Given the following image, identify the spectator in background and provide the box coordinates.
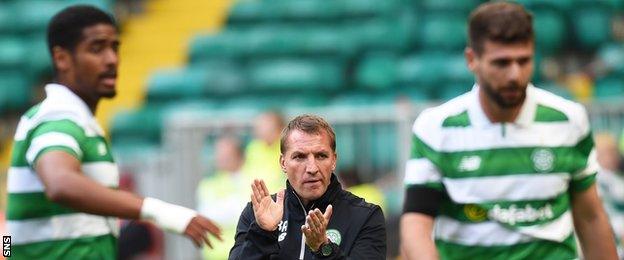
[595,133,624,246]
[339,168,387,213]
[242,111,286,193]
[197,136,249,259]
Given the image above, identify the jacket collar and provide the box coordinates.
[286,173,342,212]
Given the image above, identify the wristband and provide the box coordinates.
[140,197,197,234]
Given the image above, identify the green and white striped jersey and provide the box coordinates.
[404,84,598,259]
[7,84,119,259]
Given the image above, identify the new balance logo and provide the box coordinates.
[458,156,481,172]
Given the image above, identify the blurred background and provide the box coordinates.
[0,0,624,259]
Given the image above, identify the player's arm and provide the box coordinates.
[35,150,221,247]
[400,185,443,260]
[571,183,617,260]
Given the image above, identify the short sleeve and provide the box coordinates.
[569,132,598,192]
[26,119,86,166]
[404,133,444,191]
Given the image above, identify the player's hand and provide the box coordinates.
[183,215,222,248]
[251,179,284,231]
[302,204,333,252]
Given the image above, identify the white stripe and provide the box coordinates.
[574,149,598,180]
[7,162,118,193]
[516,210,574,242]
[404,158,442,185]
[435,211,574,246]
[26,132,82,165]
[443,173,570,203]
[7,167,44,193]
[82,162,119,187]
[416,122,586,153]
[435,216,535,246]
[7,213,117,245]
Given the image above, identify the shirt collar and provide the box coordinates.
[44,83,93,116]
[44,83,105,135]
[468,83,537,128]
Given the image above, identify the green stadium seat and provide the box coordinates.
[419,0,480,12]
[25,37,53,78]
[538,82,573,100]
[398,53,471,88]
[227,0,401,24]
[518,0,575,10]
[147,67,204,102]
[532,8,566,55]
[0,4,13,34]
[0,73,31,111]
[345,12,416,51]
[147,62,246,102]
[356,52,399,90]
[598,44,624,76]
[248,59,344,91]
[594,76,624,99]
[0,38,28,70]
[188,31,246,61]
[572,7,613,50]
[13,1,67,33]
[575,0,623,10]
[111,106,165,144]
[437,83,471,101]
[419,12,467,50]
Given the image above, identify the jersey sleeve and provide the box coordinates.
[569,132,598,192]
[403,114,447,216]
[568,105,598,193]
[25,119,86,167]
[404,132,444,191]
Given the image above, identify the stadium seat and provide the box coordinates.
[437,83,472,101]
[188,31,247,61]
[0,3,13,34]
[572,7,613,50]
[0,38,28,70]
[398,53,471,91]
[248,59,344,91]
[515,0,575,11]
[594,76,624,99]
[532,8,566,55]
[598,43,624,76]
[227,0,400,24]
[346,12,416,52]
[147,67,205,102]
[419,0,480,12]
[356,52,399,90]
[111,106,165,144]
[418,12,467,51]
[12,1,68,33]
[0,73,31,111]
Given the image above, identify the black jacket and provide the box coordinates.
[229,174,386,259]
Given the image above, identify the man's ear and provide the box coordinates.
[52,46,72,72]
[465,47,478,73]
[279,154,286,173]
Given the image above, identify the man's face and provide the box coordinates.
[280,130,337,204]
[467,40,534,108]
[60,23,119,100]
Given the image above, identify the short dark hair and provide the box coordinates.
[280,114,336,154]
[468,1,533,55]
[47,5,117,56]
